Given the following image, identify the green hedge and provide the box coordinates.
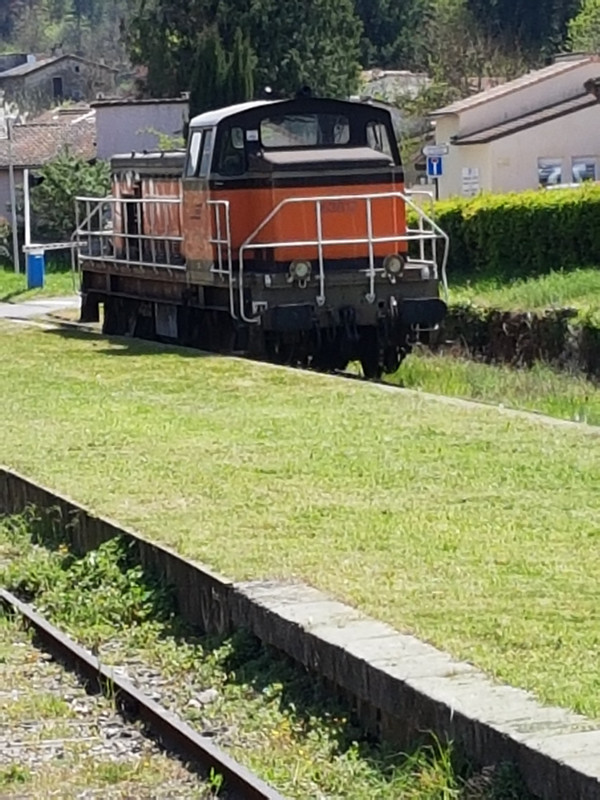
[413,184,600,280]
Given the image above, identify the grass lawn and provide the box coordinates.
[1,322,600,720]
[449,267,600,311]
[388,349,600,426]
[0,266,76,302]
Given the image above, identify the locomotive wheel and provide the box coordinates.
[264,333,295,365]
[358,327,382,380]
[311,336,349,372]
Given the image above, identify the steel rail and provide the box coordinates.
[0,588,285,800]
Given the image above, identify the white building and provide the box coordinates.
[92,97,189,160]
[429,55,600,199]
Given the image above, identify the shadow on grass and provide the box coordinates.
[1,508,534,799]
[41,324,216,359]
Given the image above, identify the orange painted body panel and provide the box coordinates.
[112,178,182,252]
[112,176,407,266]
[181,184,214,262]
[184,182,407,263]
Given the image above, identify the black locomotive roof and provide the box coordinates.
[188,96,393,130]
[111,149,186,176]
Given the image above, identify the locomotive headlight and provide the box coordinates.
[290,259,312,281]
[383,254,404,277]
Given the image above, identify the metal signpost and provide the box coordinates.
[423,143,450,158]
[423,144,449,201]
[0,93,20,273]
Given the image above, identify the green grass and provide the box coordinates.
[0,266,76,302]
[1,322,600,722]
[387,349,600,425]
[449,267,600,311]
[0,519,490,800]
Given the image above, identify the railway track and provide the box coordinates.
[0,588,284,800]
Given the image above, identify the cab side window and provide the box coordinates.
[366,121,393,160]
[198,129,213,177]
[185,128,215,178]
[217,126,246,176]
[185,130,203,177]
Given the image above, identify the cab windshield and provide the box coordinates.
[260,113,350,148]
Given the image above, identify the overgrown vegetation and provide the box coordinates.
[388,348,600,425]
[0,513,534,799]
[450,268,600,311]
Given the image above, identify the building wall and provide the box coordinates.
[488,104,600,193]
[94,102,189,161]
[0,58,116,109]
[435,103,600,198]
[449,60,600,137]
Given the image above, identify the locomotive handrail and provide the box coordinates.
[73,194,185,274]
[238,191,449,323]
[208,199,235,319]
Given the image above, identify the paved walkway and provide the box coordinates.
[0,296,80,320]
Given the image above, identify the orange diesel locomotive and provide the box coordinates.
[76,95,448,377]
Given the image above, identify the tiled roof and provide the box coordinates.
[0,53,117,78]
[431,56,597,116]
[453,93,597,145]
[0,114,96,168]
[32,105,92,124]
[92,96,188,107]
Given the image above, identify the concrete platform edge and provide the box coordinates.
[1,467,598,800]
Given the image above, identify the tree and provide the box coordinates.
[466,0,581,58]
[223,27,255,106]
[188,25,255,116]
[568,0,600,53]
[354,0,430,69]
[126,0,361,101]
[30,152,110,241]
[246,0,361,97]
[189,25,229,117]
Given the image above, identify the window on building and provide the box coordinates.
[572,157,596,183]
[538,157,562,187]
[260,114,350,148]
[52,77,63,98]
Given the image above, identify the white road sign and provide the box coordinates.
[423,143,450,157]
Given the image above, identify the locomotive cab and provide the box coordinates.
[76,96,448,377]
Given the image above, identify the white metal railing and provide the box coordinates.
[237,190,449,323]
[73,194,185,274]
[73,189,449,326]
[73,196,235,316]
[208,200,235,318]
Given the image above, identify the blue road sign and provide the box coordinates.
[427,156,443,178]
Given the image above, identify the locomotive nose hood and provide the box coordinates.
[253,147,394,172]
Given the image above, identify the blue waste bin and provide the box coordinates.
[26,248,45,289]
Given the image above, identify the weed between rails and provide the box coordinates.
[0,511,533,800]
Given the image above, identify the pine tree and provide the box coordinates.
[127,0,361,100]
[189,26,229,117]
[224,27,255,106]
